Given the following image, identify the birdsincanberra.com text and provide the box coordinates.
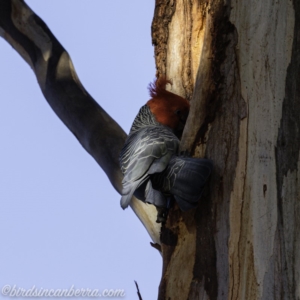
[1,285,125,298]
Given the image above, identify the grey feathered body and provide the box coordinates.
[119,105,212,211]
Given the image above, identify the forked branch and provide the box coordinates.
[0,0,160,244]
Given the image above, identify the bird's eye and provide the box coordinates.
[175,109,181,115]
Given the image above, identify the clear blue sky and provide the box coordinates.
[0,1,161,299]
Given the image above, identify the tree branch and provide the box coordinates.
[134,281,143,300]
[0,0,160,244]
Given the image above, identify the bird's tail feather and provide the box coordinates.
[155,157,213,211]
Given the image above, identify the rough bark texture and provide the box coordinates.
[0,0,161,244]
[152,0,298,299]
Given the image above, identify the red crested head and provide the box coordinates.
[146,77,190,134]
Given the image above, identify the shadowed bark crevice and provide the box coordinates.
[158,207,180,300]
[276,0,300,297]
[191,2,245,298]
[192,191,217,299]
[276,0,300,183]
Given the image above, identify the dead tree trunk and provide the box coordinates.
[153,0,299,299]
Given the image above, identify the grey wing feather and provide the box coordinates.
[120,174,148,209]
[119,126,179,208]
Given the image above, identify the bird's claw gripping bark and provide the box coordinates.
[156,207,168,223]
[156,197,174,223]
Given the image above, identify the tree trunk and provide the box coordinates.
[152,0,299,299]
